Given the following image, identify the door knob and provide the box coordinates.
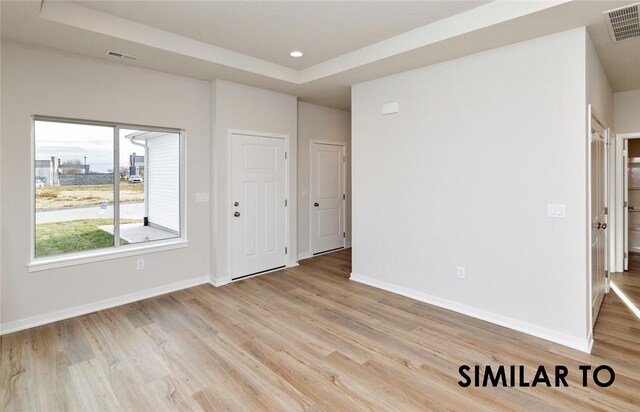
[314,202,319,207]
[596,222,602,229]
[234,211,240,217]
[602,223,607,230]
[630,205,635,210]
[234,201,239,207]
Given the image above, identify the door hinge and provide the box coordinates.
[285,247,288,254]
[343,194,345,200]
[343,232,346,238]
[605,207,608,215]
[285,152,288,159]
[285,199,287,207]
[343,156,346,162]
[625,252,628,258]
[625,201,628,208]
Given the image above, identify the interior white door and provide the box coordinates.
[311,143,345,254]
[231,133,286,279]
[624,139,629,270]
[591,119,608,326]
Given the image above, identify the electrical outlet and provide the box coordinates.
[136,259,145,270]
[457,266,466,279]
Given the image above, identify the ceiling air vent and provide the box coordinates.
[105,50,139,61]
[604,3,640,43]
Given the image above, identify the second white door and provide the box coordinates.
[311,142,345,255]
[231,133,287,279]
[590,117,608,326]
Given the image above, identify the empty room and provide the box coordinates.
[1,1,639,410]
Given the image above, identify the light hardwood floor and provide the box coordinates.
[1,248,639,411]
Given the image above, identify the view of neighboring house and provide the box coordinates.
[126,131,180,234]
[129,153,144,177]
[34,159,52,184]
[35,156,94,185]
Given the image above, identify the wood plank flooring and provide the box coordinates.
[1,248,639,411]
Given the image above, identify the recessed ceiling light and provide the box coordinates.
[290,51,303,58]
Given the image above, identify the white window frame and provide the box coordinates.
[28,115,187,272]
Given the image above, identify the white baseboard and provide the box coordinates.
[350,273,591,354]
[210,276,231,287]
[587,331,594,353]
[297,251,313,261]
[0,276,209,336]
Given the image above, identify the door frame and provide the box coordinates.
[614,131,640,272]
[227,129,291,281]
[587,106,610,333]
[309,140,347,255]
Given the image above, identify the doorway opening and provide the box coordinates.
[593,131,640,353]
[622,135,640,271]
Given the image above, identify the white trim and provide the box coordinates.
[587,332,595,353]
[210,276,231,287]
[297,251,313,261]
[309,140,347,255]
[586,106,594,332]
[28,240,189,272]
[30,117,36,261]
[114,125,121,245]
[350,272,592,353]
[0,275,208,335]
[227,129,291,279]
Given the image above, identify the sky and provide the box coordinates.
[35,121,149,173]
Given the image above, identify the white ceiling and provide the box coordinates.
[2,1,640,110]
[74,0,490,70]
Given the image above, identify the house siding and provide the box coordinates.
[147,134,180,233]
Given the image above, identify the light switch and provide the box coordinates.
[547,203,566,218]
[196,192,209,202]
[381,102,399,115]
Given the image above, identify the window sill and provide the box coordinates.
[27,240,189,273]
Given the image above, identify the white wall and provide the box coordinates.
[351,28,591,350]
[0,40,211,330]
[297,102,351,259]
[211,80,297,283]
[614,90,640,134]
[586,35,613,127]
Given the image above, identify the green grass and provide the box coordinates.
[35,218,139,257]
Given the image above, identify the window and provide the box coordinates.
[33,117,183,260]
